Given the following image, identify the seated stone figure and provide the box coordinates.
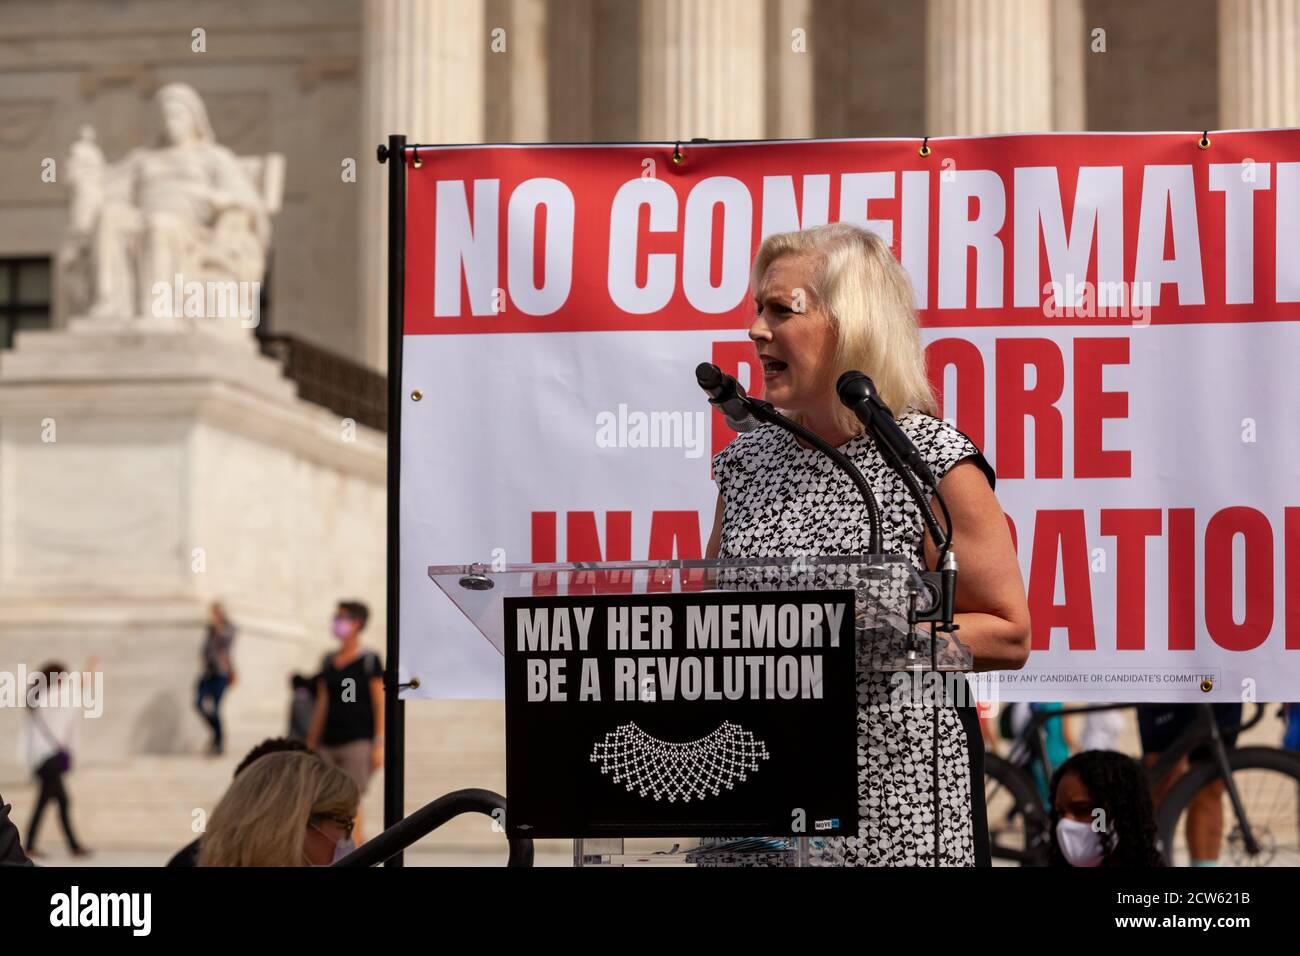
[58,82,283,331]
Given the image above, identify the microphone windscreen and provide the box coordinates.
[695,363,723,389]
[724,413,760,434]
[836,370,875,406]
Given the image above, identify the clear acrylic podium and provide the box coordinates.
[428,555,973,866]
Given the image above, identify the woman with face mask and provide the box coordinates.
[198,751,359,866]
[1048,750,1165,867]
[306,600,383,842]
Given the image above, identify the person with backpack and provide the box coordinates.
[287,673,317,742]
[306,601,383,840]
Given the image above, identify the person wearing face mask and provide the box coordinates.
[198,751,359,866]
[306,600,383,841]
[1048,750,1165,867]
[167,736,311,866]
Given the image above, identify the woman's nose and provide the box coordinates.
[748,314,771,342]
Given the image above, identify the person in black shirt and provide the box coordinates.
[307,600,383,840]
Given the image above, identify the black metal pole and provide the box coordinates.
[380,133,407,866]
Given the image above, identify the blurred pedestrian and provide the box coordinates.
[1080,706,1126,752]
[1006,701,1073,803]
[307,601,383,841]
[24,662,89,859]
[287,674,316,742]
[1283,703,1300,752]
[1138,703,1242,866]
[196,601,237,756]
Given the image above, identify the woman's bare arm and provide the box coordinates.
[922,460,1031,672]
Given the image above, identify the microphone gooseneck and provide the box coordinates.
[836,371,937,487]
[696,363,882,555]
[835,370,961,876]
[836,370,951,562]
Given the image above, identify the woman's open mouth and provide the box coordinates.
[760,356,788,380]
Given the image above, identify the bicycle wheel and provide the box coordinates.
[1157,746,1300,866]
[984,753,1051,866]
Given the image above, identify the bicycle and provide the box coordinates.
[983,702,1300,866]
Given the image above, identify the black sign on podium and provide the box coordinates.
[504,588,856,839]
[428,556,971,844]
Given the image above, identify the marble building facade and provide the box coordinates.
[0,0,1295,855]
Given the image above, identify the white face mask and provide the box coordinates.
[309,824,356,866]
[1056,817,1114,867]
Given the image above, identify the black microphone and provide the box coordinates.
[695,363,760,433]
[836,371,937,488]
[695,362,884,553]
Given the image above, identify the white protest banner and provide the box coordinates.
[399,131,1300,702]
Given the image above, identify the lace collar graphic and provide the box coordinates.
[590,721,770,802]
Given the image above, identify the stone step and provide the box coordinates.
[9,735,514,853]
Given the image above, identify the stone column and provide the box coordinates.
[359,0,486,371]
[547,0,596,140]
[1220,0,1300,128]
[485,0,550,142]
[639,0,766,140]
[1052,0,1087,131]
[765,0,815,138]
[926,0,1057,135]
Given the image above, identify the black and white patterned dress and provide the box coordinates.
[709,410,994,867]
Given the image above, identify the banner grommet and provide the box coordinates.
[1198,131,1211,150]
[918,136,931,158]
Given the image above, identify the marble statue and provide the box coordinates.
[58,83,283,329]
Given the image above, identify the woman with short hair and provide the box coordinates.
[706,222,1031,866]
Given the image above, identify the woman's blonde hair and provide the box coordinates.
[752,221,936,435]
[198,751,359,867]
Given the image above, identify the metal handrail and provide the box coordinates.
[332,788,533,867]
